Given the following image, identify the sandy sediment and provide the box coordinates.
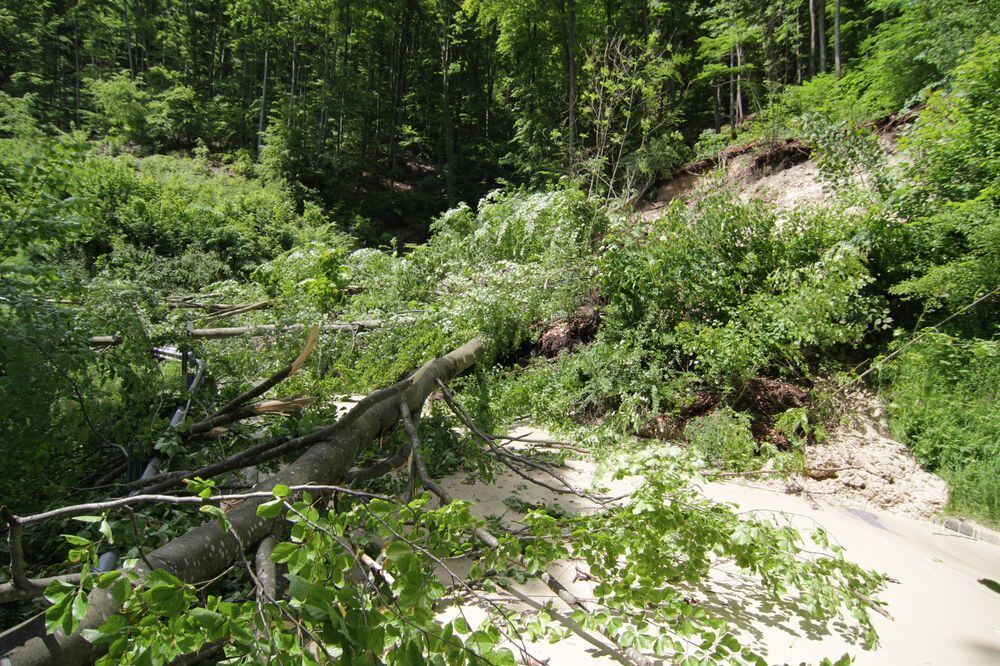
[427,425,999,665]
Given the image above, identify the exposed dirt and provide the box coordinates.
[638,391,720,439]
[537,303,602,357]
[734,377,810,447]
[772,387,948,519]
[737,157,829,210]
[729,139,812,182]
[637,138,827,219]
[639,377,810,447]
[633,377,946,519]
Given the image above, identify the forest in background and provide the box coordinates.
[1,0,998,663]
[6,0,994,239]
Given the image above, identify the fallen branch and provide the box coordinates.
[254,535,279,604]
[495,432,589,454]
[87,321,381,348]
[188,322,380,339]
[8,486,387,529]
[397,404,647,666]
[88,335,121,348]
[204,325,319,419]
[201,300,271,321]
[709,466,861,480]
[3,338,483,665]
[183,398,316,438]
[434,380,618,505]
[125,375,415,496]
[345,443,412,485]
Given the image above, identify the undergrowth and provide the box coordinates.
[879,335,999,526]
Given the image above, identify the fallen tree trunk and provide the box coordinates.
[2,338,483,666]
[203,325,318,419]
[87,321,381,348]
[200,300,271,321]
[187,322,381,339]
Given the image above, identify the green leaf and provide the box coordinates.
[71,589,89,620]
[81,615,125,645]
[384,540,410,563]
[189,607,227,632]
[43,578,77,605]
[99,519,113,544]
[145,583,187,616]
[200,504,231,531]
[62,534,91,547]
[256,498,282,519]
[44,592,74,635]
[270,542,298,563]
[271,484,291,499]
[110,576,132,606]
[72,515,102,524]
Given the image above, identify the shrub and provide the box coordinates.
[86,69,207,150]
[684,407,757,471]
[880,334,999,525]
[571,192,880,429]
[887,35,1000,331]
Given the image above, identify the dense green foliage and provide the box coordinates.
[0,0,998,663]
[7,0,984,238]
[880,335,999,525]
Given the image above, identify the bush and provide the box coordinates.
[567,193,881,428]
[837,0,997,117]
[86,69,207,150]
[65,151,322,286]
[321,188,607,390]
[886,35,1000,330]
[684,407,758,471]
[880,334,1000,525]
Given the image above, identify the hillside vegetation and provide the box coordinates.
[0,0,997,664]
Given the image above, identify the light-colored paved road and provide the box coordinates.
[703,481,1000,665]
[436,429,1000,665]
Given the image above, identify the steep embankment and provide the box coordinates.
[636,139,818,219]
[637,119,909,220]
[633,131,955,518]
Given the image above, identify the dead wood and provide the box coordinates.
[2,338,483,666]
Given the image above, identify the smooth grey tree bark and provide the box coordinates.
[3,339,484,666]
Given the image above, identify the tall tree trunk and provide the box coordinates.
[73,12,81,126]
[817,0,827,73]
[834,0,842,78]
[729,47,736,138]
[318,46,331,155]
[209,25,218,97]
[713,81,722,133]
[288,35,298,128]
[389,2,413,176]
[337,0,352,153]
[440,32,456,206]
[256,44,269,158]
[735,41,744,128]
[795,1,803,84]
[485,26,497,138]
[123,0,136,78]
[565,0,577,168]
[808,0,817,77]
